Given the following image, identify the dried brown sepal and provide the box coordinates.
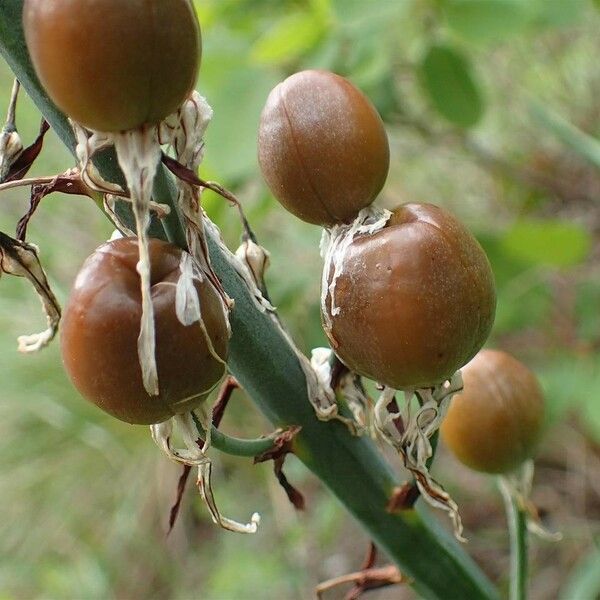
[344,567,405,600]
[316,544,406,599]
[328,352,349,391]
[272,455,305,511]
[253,425,302,464]
[212,375,238,428]
[361,542,377,571]
[168,464,192,534]
[161,153,259,247]
[16,168,93,241]
[3,119,50,184]
[316,541,406,600]
[387,395,405,436]
[386,482,421,512]
[188,376,239,449]
[254,425,305,510]
[0,231,60,352]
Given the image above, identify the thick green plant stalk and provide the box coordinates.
[0,4,498,598]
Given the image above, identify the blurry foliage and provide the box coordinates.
[560,541,600,600]
[0,0,599,597]
[530,100,600,169]
[418,43,484,127]
[502,219,592,268]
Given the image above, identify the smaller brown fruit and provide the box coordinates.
[441,349,545,474]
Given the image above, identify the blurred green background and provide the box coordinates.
[0,0,599,598]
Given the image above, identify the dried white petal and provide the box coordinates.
[321,205,391,336]
[0,128,22,181]
[113,127,162,397]
[72,123,122,195]
[151,412,260,534]
[374,373,466,541]
[159,91,213,165]
[103,194,136,237]
[175,251,203,326]
[0,79,23,181]
[205,219,273,314]
[310,347,372,431]
[198,461,261,534]
[0,233,61,353]
[175,253,227,368]
[235,238,271,290]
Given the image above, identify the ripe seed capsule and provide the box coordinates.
[323,203,496,389]
[23,0,201,132]
[61,238,228,425]
[441,349,545,474]
[258,70,390,227]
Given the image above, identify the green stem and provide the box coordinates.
[152,165,188,250]
[0,7,499,598]
[500,478,528,600]
[190,412,277,458]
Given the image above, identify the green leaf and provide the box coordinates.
[419,44,484,128]
[530,101,600,170]
[442,0,529,43]
[502,219,592,268]
[250,12,324,65]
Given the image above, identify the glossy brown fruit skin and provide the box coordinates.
[441,350,545,474]
[61,238,228,425]
[24,0,200,132]
[258,70,390,227]
[324,203,496,389]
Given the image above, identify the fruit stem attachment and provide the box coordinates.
[190,412,280,458]
[499,476,529,600]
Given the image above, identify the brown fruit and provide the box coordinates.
[441,349,545,474]
[61,238,228,425]
[258,70,390,227]
[23,0,200,132]
[323,203,496,389]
